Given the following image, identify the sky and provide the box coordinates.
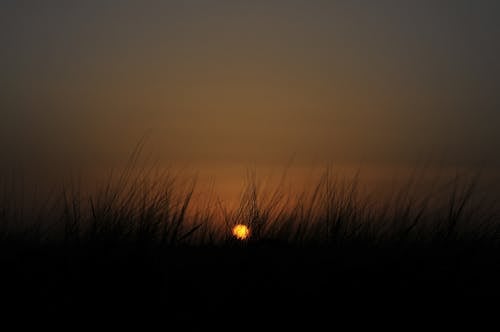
[1,1,500,200]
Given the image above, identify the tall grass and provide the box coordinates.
[0,151,499,250]
[2,153,500,320]
[213,166,499,249]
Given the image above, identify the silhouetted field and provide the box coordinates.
[1,151,499,325]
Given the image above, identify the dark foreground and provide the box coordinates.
[1,240,499,327]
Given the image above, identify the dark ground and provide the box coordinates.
[1,240,499,327]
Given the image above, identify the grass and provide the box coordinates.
[0,149,499,324]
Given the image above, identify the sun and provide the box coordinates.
[232,224,250,240]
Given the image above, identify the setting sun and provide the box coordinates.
[232,224,250,240]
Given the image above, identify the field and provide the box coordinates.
[1,151,499,325]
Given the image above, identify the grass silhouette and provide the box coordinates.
[0,147,499,324]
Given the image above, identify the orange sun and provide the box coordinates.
[232,224,250,240]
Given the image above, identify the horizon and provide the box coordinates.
[2,2,500,321]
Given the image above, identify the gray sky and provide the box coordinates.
[2,1,500,187]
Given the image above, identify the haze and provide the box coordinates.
[2,1,500,201]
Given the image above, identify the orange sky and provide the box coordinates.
[1,1,500,202]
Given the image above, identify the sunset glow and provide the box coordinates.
[2,1,500,323]
[232,224,250,240]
